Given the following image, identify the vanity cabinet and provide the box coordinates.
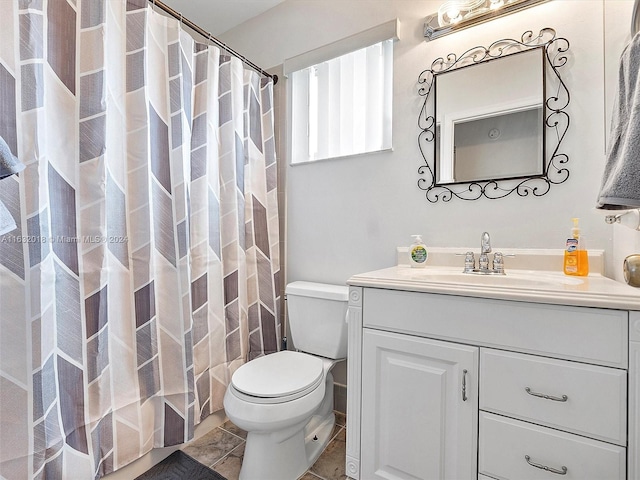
[345,285,633,480]
[360,329,478,480]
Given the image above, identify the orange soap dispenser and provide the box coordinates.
[563,218,589,276]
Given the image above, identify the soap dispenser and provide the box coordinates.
[563,218,589,276]
[409,235,428,268]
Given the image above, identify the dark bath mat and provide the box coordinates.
[135,450,227,480]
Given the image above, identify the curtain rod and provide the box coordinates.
[149,0,278,85]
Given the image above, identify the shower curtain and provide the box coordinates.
[0,0,280,478]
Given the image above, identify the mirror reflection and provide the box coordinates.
[435,47,545,185]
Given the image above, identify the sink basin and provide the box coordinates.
[398,268,584,288]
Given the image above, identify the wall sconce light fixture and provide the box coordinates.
[425,0,550,41]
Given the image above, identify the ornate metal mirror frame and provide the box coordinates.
[417,28,570,202]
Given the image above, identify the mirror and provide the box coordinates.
[418,28,570,202]
[435,48,544,184]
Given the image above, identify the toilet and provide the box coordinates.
[223,281,349,480]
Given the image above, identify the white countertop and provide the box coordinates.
[348,265,640,311]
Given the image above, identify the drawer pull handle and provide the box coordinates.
[525,455,568,475]
[462,369,468,401]
[525,387,568,402]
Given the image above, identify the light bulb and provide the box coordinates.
[437,0,484,27]
[447,7,462,22]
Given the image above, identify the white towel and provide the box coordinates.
[597,32,640,209]
[0,135,24,180]
[0,199,17,235]
[0,135,22,235]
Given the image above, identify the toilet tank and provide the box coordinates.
[285,281,349,359]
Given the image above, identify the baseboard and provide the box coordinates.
[334,382,347,415]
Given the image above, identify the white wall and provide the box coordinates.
[222,0,626,284]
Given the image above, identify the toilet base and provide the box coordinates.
[238,374,336,480]
[303,410,336,469]
[239,410,335,480]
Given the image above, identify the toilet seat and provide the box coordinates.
[230,351,324,404]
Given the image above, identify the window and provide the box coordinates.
[286,20,398,164]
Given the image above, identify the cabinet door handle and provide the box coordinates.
[525,455,568,475]
[525,387,568,402]
[461,369,468,401]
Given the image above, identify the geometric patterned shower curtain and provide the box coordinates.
[0,1,280,478]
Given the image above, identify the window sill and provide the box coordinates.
[290,147,393,166]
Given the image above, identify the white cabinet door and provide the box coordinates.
[361,329,479,480]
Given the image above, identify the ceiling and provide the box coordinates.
[160,0,285,37]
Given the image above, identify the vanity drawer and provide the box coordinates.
[479,412,626,480]
[480,349,627,445]
[362,288,628,368]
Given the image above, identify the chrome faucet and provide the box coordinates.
[461,232,510,275]
[480,232,492,254]
[478,232,492,272]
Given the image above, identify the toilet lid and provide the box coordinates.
[231,351,324,399]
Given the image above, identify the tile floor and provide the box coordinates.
[182,412,348,480]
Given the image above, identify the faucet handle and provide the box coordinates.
[492,252,515,274]
[456,251,475,273]
[492,252,505,274]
